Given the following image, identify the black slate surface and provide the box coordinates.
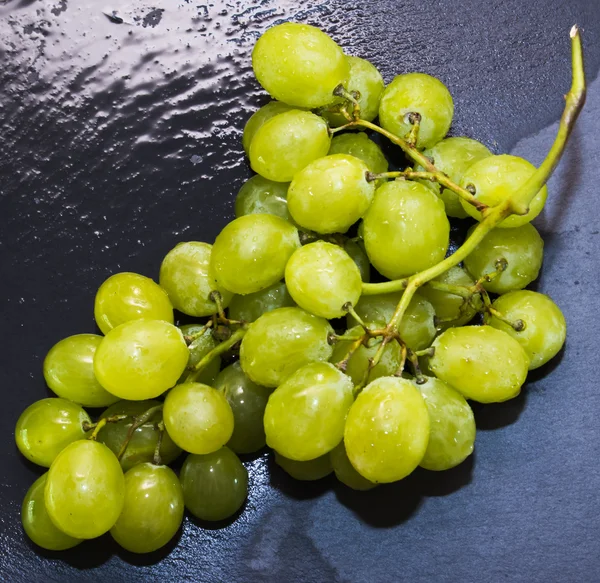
[1,1,599,582]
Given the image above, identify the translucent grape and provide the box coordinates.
[329,442,376,490]
[234,175,292,222]
[94,320,189,400]
[210,214,300,295]
[328,133,388,182]
[159,242,233,317]
[228,281,295,324]
[252,22,349,108]
[94,272,173,334]
[275,452,333,481]
[344,239,371,283]
[429,325,530,403]
[242,101,296,154]
[264,362,353,461]
[178,323,221,385]
[239,307,334,387]
[180,447,248,521]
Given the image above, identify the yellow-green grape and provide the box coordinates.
[429,325,530,403]
[21,474,82,551]
[242,101,296,154]
[275,452,333,481]
[94,272,173,334]
[163,383,234,455]
[180,447,248,521]
[363,180,450,279]
[239,307,334,387]
[329,132,388,175]
[324,55,385,127]
[379,73,454,149]
[460,154,548,227]
[211,214,300,295]
[15,398,90,467]
[484,290,566,370]
[463,223,544,294]
[159,242,233,317]
[249,110,331,182]
[285,241,362,319]
[45,440,125,539]
[252,22,349,108]
[344,376,430,483]
[418,137,492,218]
[329,442,376,490]
[43,334,119,407]
[234,175,292,222]
[110,464,184,554]
[94,320,189,400]
[228,281,296,324]
[214,362,272,454]
[264,362,353,461]
[178,323,221,385]
[414,377,476,471]
[287,154,375,234]
[344,239,371,283]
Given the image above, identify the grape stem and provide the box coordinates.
[366,170,438,184]
[405,112,421,147]
[118,405,163,461]
[84,414,128,439]
[192,327,246,373]
[184,321,213,345]
[406,349,426,384]
[153,421,165,465]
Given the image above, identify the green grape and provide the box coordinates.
[234,175,292,222]
[252,22,349,109]
[363,180,450,279]
[329,442,376,490]
[275,452,333,481]
[180,447,248,521]
[344,239,371,283]
[178,323,221,385]
[287,154,375,234]
[413,376,476,471]
[418,137,492,218]
[484,290,566,370]
[324,56,385,127]
[459,155,548,227]
[429,325,530,403]
[94,320,189,400]
[264,362,353,461]
[21,473,82,551]
[239,307,334,387]
[110,463,184,554]
[43,334,119,407]
[211,214,300,295]
[214,362,271,454]
[94,272,173,334]
[285,241,362,319]
[163,383,234,455]
[15,398,90,467]
[97,400,181,472]
[242,101,296,154]
[45,440,125,539]
[249,110,331,182]
[328,133,388,185]
[228,281,296,324]
[379,73,454,149]
[463,223,544,294]
[344,376,429,483]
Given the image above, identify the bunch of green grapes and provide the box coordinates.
[16,20,579,555]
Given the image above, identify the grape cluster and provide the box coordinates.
[15,21,584,555]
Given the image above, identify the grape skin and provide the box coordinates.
[328,132,388,183]
[242,101,296,154]
[329,442,376,490]
[275,452,333,481]
[228,282,296,323]
[234,175,292,222]
[178,323,221,385]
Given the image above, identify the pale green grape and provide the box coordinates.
[210,214,300,295]
[234,175,292,222]
[178,323,221,385]
[228,282,296,323]
[242,101,296,153]
[414,376,476,471]
[328,133,388,183]
[344,376,429,483]
[379,73,453,149]
[94,272,173,334]
[344,239,371,283]
[249,110,331,182]
[94,320,189,400]
[43,334,119,407]
[110,463,184,554]
[329,442,376,490]
[159,242,233,317]
[460,155,548,227]
[252,22,349,108]
[429,325,530,403]
[45,440,125,539]
[239,307,334,387]
[264,362,353,461]
[463,223,544,294]
[214,362,271,454]
[287,154,375,234]
[285,241,362,319]
[163,382,234,455]
[363,180,449,278]
[484,290,566,370]
[180,447,248,521]
[22,473,82,551]
[275,452,333,481]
